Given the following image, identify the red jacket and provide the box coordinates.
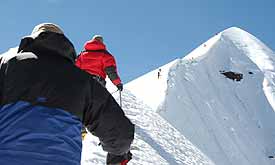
[75,40,122,86]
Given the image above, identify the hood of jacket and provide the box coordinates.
[18,31,77,63]
[84,40,106,51]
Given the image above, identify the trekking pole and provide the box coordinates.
[111,89,119,95]
[119,90,122,108]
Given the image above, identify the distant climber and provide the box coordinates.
[158,68,162,79]
[76,35,123,91]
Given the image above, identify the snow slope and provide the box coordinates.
[82,90,214,165]
[125,59,178,110]
[126,27,275,165]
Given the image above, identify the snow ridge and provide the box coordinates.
[164,27,275,165]
[124,27,275,165]
[82,90,215,164]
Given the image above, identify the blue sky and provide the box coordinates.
[1,0,275,83]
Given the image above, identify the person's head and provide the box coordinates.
[18,23,76,63]
[92,35,104,43]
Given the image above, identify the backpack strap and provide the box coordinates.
[82,49,111,55]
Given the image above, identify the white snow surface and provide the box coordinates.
[123,27,275,165]
[125,59,179,110]
[82,90,214,165]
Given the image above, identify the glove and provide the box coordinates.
[107,151,132,165]
[116,83,123,91]
[81,126,87,140]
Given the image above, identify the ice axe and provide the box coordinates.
[119,90,122,108]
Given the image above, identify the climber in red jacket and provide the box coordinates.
[76,35,123,91]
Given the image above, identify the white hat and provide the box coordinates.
[31,23,64,36]
[92,35,103,42]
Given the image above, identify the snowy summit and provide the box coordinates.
[123,27,275,165]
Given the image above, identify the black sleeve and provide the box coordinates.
[84,79,134,155]
[104,66,120,82]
